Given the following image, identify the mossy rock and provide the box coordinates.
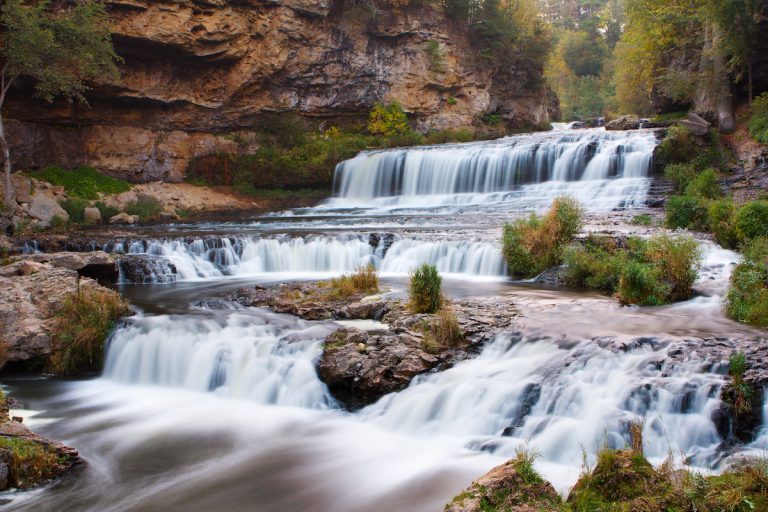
[446,457,562,512]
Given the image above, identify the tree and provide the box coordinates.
[0,0,120,205]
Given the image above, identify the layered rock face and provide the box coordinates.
[5,0,557,183]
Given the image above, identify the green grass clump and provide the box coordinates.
[409,263,442,314]
[28,166,131,200]
[58,197,89,224]
[323,264,379,299]
[125,194,163,221]
[629,213,653,226]
[725,237,768,327]
[565,234,700,306]
[502,196,583,279]
[665,195,709,231]
[0,436,65,488]
[735,200,768,242]
[420,306,463,353]
[50,287,131,376]
[748,92,768,144]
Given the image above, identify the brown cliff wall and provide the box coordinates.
[4,0,557,183]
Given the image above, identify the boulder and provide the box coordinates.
[27,191,68,227]
[605,115,641,131]
[679,112,711,136]
[109,212,139,224]
[446,457,562,512]
[23,251,118,284]
[83,207,102,225]
[118,254,177,283]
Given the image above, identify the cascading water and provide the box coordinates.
[326,127,658,211]
[113,235,507,283]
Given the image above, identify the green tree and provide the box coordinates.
[368,101,410,137]
[0,0,120,205]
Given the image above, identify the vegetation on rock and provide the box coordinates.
[420,306,463,354]
[323,264,379,299]
[748,92,768,144]
[49,286,130,376]
[502,196,582,278]
[368,101,411,137]
[564,234,701,305]
[27,166,131,200]
[125,194,164,222]
[409,263,443,314]
[725,237,768,327]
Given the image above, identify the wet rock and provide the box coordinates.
[605,115,641,131]
[502,383,541,436]
[22,251,119,285]
[446,458,561,512]
[118,254,177,284]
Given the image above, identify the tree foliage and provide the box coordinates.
[368,101,410,137]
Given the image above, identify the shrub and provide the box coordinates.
[726,352,753,417]
[59,197,89,224]
[665,195,709,231]
[565,235,700,306]
[368,101,410,137]
[28,166,131,200]
[325,264,379,299]
[93,201,119,222]
[502,196,583,278]
[708,199,738,248]
[664,163,696,195]
[253,112,306,149]
[425,40,445,72]
[685,168,721,199]
[409,263,442,314]
[616,261,670,306]
[725,237,768,327]
[747,92,768,144]
[644,234,701,301]
[424,128,476,144]
[734,200,768,242]
[482,112,503,126]
[655,124,698,166]
[49,286,131,376]
[446,96,458,106]
[125,194,163,221]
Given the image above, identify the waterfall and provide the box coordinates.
[103,311,338,409]
[113,235,506,283]
[362,335,725,468]
[326,128,657,210]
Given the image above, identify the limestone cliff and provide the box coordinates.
[4,0,557,183]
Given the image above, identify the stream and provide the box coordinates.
[3,126,767,512]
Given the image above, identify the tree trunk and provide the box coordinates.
[712,27,735,134]
[0,113,12,206]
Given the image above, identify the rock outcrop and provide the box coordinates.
[0,254,119,366]
[5,0,556,183]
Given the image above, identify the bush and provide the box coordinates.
[368,101,410,137]
[565,235,700,306]
[502,196,583,278]
[125,194,163,221]
[734,200,768,242]
[665,195,709,231]
[324,264,379,299]
[409,263,442,314]
[59,197,89,224]
[49,286,130,376]
[664,163,696,195]
[253,112,307,149]
[708,199,738,248]
[94,201,119,222]
[747,92,768,144]
[725,237,768,327]
[685,168,721,199]
[629,213,653,226]
[28,166,131,200]
[655,125,698,166]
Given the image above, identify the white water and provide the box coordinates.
[326,128,657,211]
[115,235,506,283]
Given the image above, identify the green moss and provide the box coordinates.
[28,166,131,200]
